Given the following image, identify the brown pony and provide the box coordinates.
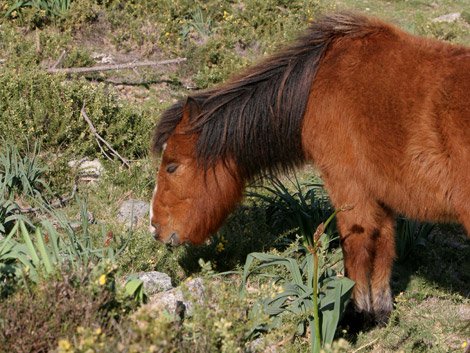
[150,12,470,324]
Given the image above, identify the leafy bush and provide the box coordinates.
[242,217,353,352]
[4,0,72,28]
[0,68,154,159]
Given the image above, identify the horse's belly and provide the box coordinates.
[375,174,457,222]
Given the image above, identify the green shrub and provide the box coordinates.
[241,216,353,353]
[0,68,154,159]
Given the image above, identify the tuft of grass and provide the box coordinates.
[0,141,48,199]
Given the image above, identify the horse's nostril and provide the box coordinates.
[150,221,160,238]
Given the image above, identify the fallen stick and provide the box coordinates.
[20,184,78,214]
[47,58,187,74]
[80,104,130,168]
[51,50,66,70]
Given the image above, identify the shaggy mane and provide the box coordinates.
[152,12,393,179]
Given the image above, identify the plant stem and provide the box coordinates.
[308,205,353,353]
[311,248,321,353]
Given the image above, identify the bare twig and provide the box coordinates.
[47,58,187,74]
[351,338,379,353]
[51,50,66,70]
[80,104,130,168]
[20,184,78,214]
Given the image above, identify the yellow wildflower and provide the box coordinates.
[98,274,106,286]
[462,341,468,349]
[216,242,225,253]
[58,339,72,351]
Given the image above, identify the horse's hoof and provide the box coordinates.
[340,305,376,333]
[374,310,391,327]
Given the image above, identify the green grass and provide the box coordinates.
[0,0,469,352]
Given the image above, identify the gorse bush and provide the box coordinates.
[0,68,154,158]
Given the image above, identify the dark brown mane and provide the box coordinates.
[152,12,393,179]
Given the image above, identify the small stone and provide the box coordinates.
[69,221,82,231]
[432,13,461,23]
[134,271,173,295]
[146,278,205,316]
[117,199,149,226]
[68,158,104,181]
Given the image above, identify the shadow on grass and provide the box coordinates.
[177,179,334,275]
[176,202,284,275]
[392,224,470,299]
[339,224,469,344]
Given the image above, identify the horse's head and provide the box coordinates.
[150,99,244,245]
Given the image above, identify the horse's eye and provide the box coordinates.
[166,163,178,174]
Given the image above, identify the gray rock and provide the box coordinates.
[247,338,279,353]
[69,212,95,231]
[68,158,104,181]
[147,278,205,316]
[432,12,461,23]
[135,271,173,295]
[117,199,149,226]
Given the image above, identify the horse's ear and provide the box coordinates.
[179,96,201,130]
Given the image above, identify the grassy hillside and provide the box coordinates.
[0,0,469,352]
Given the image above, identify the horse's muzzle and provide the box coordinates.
[151,226,180,247]
[164,232,180,246]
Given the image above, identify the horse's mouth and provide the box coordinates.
[158,231,181,247]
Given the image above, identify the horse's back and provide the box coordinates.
[302,25,470,224]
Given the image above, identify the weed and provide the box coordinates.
[395,218,434,262]
[242,177,353,352]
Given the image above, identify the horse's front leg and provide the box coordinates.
[335,199,395,324]
[370,206,396,325]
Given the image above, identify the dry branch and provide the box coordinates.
[51,50,66,70]
[80,104,130,168]
[47,58,187,74]
[20,184,78,214]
